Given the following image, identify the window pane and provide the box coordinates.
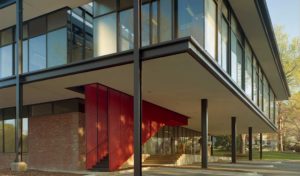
[178,0,204,46]
[1,28,13,46]
[85,14,94,59]
[263,77,269,117]
[253,58,258,105]
[270,91,275,123]
[231,33,242,87]
[4,119,15,153]
[205,0,217,59]
[23,40,29,73]
[245,42,252,98]
[94,0,116,16]
[0,45,13,78]
[151,1,158,44]
[160,0,172,42]
[29,35,46,71]
[29,17,47,37]
[219,17,228,71]
[47,9,68,31]
[259,68,264,110]
[70,9,84,62]
[47,28,68,67]
[94,13,117,56]
[22,118,28,153]
[142,3,150,47]
[119,9,134,51]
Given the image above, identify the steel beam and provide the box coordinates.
[201,99,208,169]
[133,0,142,175]
[260,133,263,160]
[231,117,237,163]
[248,127,253,161]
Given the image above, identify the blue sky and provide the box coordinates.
[267,0,300,39]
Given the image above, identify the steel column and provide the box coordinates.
[248,127,253,161]
[231,117,237,163]
[210,136,213,156]
[15,0,23,163]
[260,133,263,160]
[201,99,208,169]
[133,0,142,175]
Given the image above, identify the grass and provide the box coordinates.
[213,149,300,160]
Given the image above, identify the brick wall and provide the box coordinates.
[27,112,85,171]
[0,112,85,170]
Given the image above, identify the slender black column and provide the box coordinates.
[248,127,253,161]
[15,0,23,163]
[133,0,142,175]
[210,136,213,156]
[260,133,263,160]
[201,99,208,169]
[231,117,237,163]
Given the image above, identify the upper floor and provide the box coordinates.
[0,0,290,127]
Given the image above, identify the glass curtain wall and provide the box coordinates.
[0,28,14,79]
[245,42,252,98]
[218,2,229,72]
[143,126,201,155]
[205,0,217,59]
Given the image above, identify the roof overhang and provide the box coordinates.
[229,0,290,100]
[0,0,90,30]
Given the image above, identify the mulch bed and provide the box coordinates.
[0,169,83,176]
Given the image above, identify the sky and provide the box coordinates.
[267,0,300,39]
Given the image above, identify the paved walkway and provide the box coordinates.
[18,160,300,176]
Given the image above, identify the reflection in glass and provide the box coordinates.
[253,58,259,105]
[22,118,28,153]
[245,43,252,98]
[151,1,158,44]
[205,0,217,59]
[231,33,242,87]
[263,77,269,117]
[119,9,134,51]
[23,40,29,73]
[160,0,172,42]
[94,0,116,16]
[47,28,68,67]
[0,45,13,78]
[142,4,150,47]
[29,35,46,71]
[219,17,228,71]
[4,119,15,152]
[94,13,117,56]
[178,0,204,46]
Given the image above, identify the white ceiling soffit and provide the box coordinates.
[229,0,289,100]
[0,0,91,30]
[0,53,275,134]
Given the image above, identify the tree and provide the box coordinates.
[274,26,300,151]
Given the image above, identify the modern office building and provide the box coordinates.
[0,0,289,173]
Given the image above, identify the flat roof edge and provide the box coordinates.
[255,0,291,99]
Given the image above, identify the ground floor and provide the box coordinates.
[1,160,300,176]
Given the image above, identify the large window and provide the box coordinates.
[0,45,13,78]
[29,35,46,71]
[245,42,252,98]
[47,28,68,67]
[3,108,15,153]
[22,118,28,153]
[142,4,150,47]
[219,14,229,72]
[205,0,217,59]
[231,34,243,87]
[178,0,204,46]
[119,9,134,51]
[263,76,270,117]
[94,13,117,56]
[151,1,158,44]
[270,91,275,123]
[259,68,264,110]
[0,114,3,152]
[160,0,172,42]
[253,58,259,105]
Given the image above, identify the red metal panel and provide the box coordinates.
[85,84,188,171]
[85,84,98,169]
[97,85,108,161]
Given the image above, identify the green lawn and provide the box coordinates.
[213,150,300,160]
